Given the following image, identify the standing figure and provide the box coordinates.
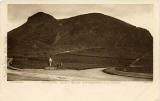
[49,57,53,67]
[60,62,63,68]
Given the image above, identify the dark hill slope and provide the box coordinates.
[52,13,152,58]
[7,12,153,70]
[8,12,59,56]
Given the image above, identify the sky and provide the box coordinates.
[8,4,154,35]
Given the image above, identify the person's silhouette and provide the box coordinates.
[49,57,53,67]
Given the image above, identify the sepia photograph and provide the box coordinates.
[7,4,153,81]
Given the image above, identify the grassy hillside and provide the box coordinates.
[8,12,153,73]
[11,54,134,69]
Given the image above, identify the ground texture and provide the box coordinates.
[7,68,151,81]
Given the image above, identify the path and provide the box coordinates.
[7,68,151,81]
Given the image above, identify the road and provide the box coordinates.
[7,68,151,81]
[7,58,151,81]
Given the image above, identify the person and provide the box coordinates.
[60,61,63,68]
[49,57,53,67]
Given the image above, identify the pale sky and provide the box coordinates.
[8,4,153,35]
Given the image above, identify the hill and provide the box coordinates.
[7,12,153,73]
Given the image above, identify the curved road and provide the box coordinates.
[8,67,151,81]
[7,58,151,81]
